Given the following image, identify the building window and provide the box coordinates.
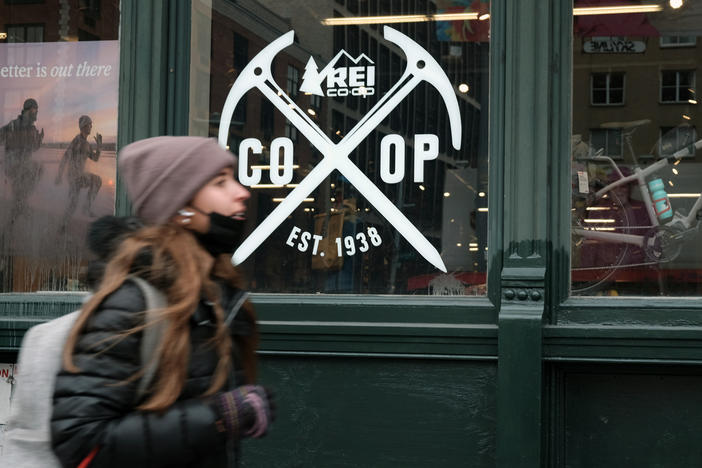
[660,126,697,158]
[309,94,322,110]
[660,36,696,48]
[285,120,298,143]
[6,24,44,42]
[232,33,248,125]
[287,65,299,99]
[260,99,274,141]
[660,70,695,103]
[589,128,623,158]
[591,72,624,105]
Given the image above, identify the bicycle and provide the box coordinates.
[571,125,702,294]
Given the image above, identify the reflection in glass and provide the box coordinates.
[571,0,702,296]
[190,0,490,295]
[0,1,120,292]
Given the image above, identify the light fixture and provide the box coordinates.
[307,108,316,116]
[668,193,700,198]
[419,185,426,191]
[457,243,463,247]
[251,164,301,170]
[469,243,478,247]
[273,197,315,202]
[479,13,490,20]
[584,219,615,223]
[672,168,679,175]
[458,83,470,93]
[321,12,479,26]
[469,247,479,252]
[0,32,7,40]
[478,191,486,197]
[478,207,488,212]
[670,0,683,8]
[444,192,451,197]
[683,115,691,120]
[689,99,698,105]
[668,180,675,187]
[573,5,663,15]
[331,197,336,202]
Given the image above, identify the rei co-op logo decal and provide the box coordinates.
[300,50,375,98]
[218,26,462,272]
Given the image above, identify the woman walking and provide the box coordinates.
[51,136,274,467]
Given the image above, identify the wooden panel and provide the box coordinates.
[561,365,702,468]
[243,356,497,467]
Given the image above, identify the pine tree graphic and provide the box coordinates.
[300,56,324,96]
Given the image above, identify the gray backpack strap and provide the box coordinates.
[128,276,168,400]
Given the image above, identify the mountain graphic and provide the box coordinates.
[300,50,375,96]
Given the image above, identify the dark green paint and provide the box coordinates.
[242,356,497,468]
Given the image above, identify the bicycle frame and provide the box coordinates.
[575,139,702,249]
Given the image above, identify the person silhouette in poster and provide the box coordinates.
[0,98,45,225]
[56,115,102,222]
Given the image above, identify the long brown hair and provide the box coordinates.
[62,224,258,411]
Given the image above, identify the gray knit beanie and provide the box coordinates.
[118,136,236,224]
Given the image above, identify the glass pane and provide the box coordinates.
[592,73,607,88]
[610,73,624,89]
[190,0,491,295]
[0,1,120,292]
[572,1,702,296]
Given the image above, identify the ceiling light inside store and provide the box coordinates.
[458,83,470,93]
[444,192,451,197]
[689,99,698,104]
[683,115,691,120]
[573,5,663,15]
[419,185,426,191]
[669,193,700,198]
[670,0,683,8]
[0,32,7,40]
[479,13,490,20]
[273,198,314,202]
[321,12,479,26]
[672,168,679,175]
[478,208,489,212]
[478,191,486,197]
[307,108,316,116]
[584,219,615,223]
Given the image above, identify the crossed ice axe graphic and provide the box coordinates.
[218,26,462,272]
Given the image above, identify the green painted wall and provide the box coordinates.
[244,357,497,467]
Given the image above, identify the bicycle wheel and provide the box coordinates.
[571,191,630,295]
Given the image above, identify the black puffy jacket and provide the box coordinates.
[51,279,251,468]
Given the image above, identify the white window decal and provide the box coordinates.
[218,27,462,272]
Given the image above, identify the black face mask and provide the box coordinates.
[193,211,245,256]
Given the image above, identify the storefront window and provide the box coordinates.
[0,1,120,292]
[571,0,702,296]
[190,0,491,294]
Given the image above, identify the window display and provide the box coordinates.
[190,0,491,294]
[0,1,120,292]
[571,0,702,296]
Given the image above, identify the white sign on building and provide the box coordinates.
[583,36,646,54]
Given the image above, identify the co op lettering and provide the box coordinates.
[237,134,440,186]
